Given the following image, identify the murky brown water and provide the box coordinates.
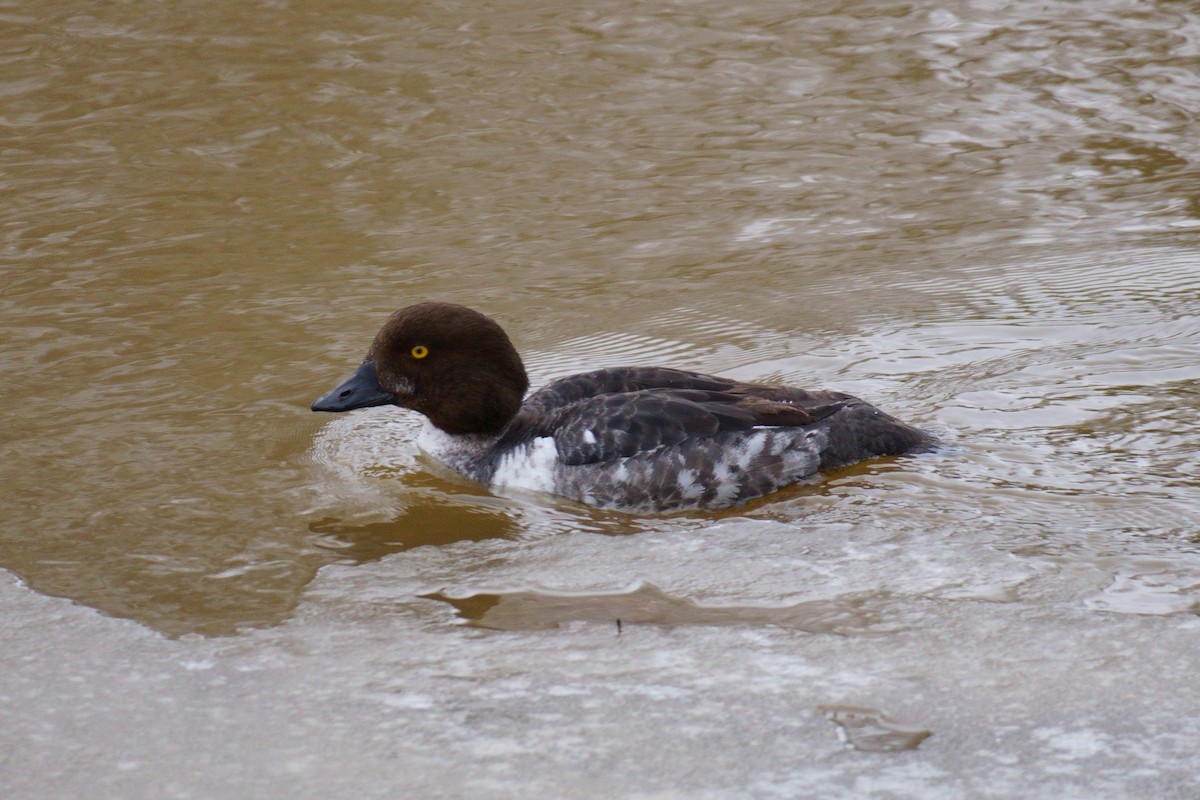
[3,1,1200,796]
[5,0,1197,637]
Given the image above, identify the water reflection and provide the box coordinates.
[310,490,519,565]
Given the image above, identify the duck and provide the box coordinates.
[311,302,933,512]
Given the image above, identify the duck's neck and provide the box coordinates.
[415,419,502,480]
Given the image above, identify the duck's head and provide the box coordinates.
[311,302,529,436]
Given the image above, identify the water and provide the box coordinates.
[3,1,1200,797]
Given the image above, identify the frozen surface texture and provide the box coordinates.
[6,520,1200,800]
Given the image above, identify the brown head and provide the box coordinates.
[311,302,529,436]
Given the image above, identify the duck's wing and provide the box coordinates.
[521,388,847,467]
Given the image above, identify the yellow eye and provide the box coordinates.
[411,345,429,359]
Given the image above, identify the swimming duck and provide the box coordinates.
[312,302,932,512]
